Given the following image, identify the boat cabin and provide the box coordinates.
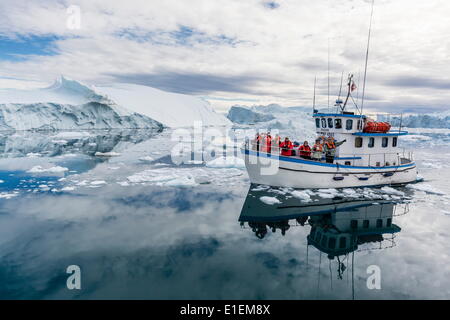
[313,112,410,168]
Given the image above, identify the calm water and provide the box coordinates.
[1,129,450,299]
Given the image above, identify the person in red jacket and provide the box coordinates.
[265,132,272,153]
[298,141,312,159]
[280,137,293,156]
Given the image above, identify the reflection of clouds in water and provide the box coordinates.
[1,182,450,299]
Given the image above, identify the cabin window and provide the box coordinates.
[350,220,358,229]
[386,218,392,227]
[328,237,336,249]
[339,237,347,249]
[363,220,369,228]
[335,118,342,129]
[315,118,320,128]
[321,118,326,128]
[316,231,322,241]
[310,227,316,238]
[393,137,398,147]
[345,161,351,166]
[382,137,388,148]
[355,137,363,148]
[357,120,363,130]
[346,119,353,130]
[376,219,383,228]
[321,235,328,247]
[327,118,333,128]
[368,137,375,148]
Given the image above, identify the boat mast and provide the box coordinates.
[327,38,330,112]
[312,76,317,113]
[360,0,375,115]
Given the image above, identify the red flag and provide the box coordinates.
[351,82,357,92]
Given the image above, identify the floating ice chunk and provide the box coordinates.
[317,192,336,199]
[76,180,88,186]
[206,156,245,169]
[28,165,69,173]
[95,151,121,157]
[127,169,197,187]
[290,190,312,202]
[0,192,18,199]
[138,156,154,163]
[52,140,68,145]
[26,153,41,157]
[0,180,4,183]
[91,180,106,185]
[117,181,130,186]
[251,185,270,192]
[187,160,204,165]
[61,186,76,191]
[317,188,339,199]
[406,183,445,195]
[260,196,281,205]
[342,188,357,197]
[381,186,405,196]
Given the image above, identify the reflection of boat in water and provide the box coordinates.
[239,186,408,298]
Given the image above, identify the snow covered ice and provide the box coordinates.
[0,76,230,130]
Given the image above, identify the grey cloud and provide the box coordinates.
[385,76,450,90]
[110,71,278,95]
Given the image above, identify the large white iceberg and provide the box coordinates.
[0,76,230,130]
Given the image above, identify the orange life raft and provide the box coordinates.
[363,121,391,133]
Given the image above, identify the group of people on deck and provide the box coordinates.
[254,133,346,164]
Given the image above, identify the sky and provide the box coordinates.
[0,0,449,113]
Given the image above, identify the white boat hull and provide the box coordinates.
[243,149,417,189]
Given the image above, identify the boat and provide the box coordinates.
[241,0,417,189]
[242,109,417,189]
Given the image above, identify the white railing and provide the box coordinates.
[244,140,414,167]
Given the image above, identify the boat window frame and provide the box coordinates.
[357,119,363,130]
[339,237,347,249]
[321,235,328,247]
[328,237,337,249]
[335,118,342,129]
[393,136,398,147]
[386,218,392,227]
[355,137,363,148]
[327,118,334,128]
[376,219,383,228]
[315,118,320,128]
[368,137,375,148]
[382,137,389,148]
[363,220,369,228]
[321,118,326,128]
[346,119,353,130]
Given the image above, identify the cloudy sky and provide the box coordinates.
[0,0,449,113]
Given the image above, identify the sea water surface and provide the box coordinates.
[0,128,450,299]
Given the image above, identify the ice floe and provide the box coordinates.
[205,156,245,169]
[94,151,121,157]
[259,196,281,205]
[406,183,446,195]
[27,165,69,173]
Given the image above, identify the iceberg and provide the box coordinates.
[0,76,230,130]
[96,83,231,128]
[227,105,275,124]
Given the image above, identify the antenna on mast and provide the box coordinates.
[312,76,317,113]
[327,38,330,111]
[360,0,375,115]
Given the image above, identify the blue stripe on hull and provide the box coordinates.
[242,149,416,170]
